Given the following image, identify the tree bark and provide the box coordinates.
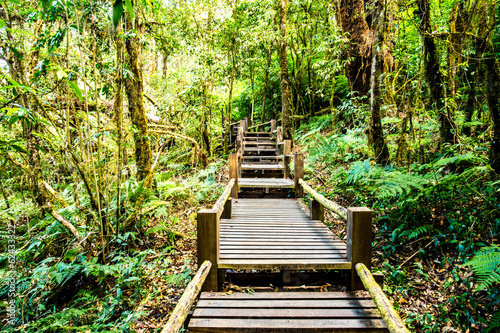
[369,3,389,165]
[124,14,153,181]
[261,41,273,123]
[338,0,372,96]
[277,0,292,140]
[417,0,455,146]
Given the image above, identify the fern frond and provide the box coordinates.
[465,245,500,290]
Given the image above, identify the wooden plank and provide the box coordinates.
[220,245,346,250]
[220,240,345,245]
[217,260,352,270]
[219,254,347,259]
[195,299,376,308]
[199,291,372,300]
[192,308,382,319]
[220,250,346,255]
[189,319,387,332]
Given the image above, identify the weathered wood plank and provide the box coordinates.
[189,319,387,332]
[192,308,382,319]
[199,291,372,299]
[219,253,347,259]
[195,299,376,308]
[217,260,351,270]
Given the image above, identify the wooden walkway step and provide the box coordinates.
[189,291,388,332]
[241,164,283,170]
[219,199,350,270]
[238,178,295,189]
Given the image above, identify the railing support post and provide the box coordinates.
[221,199,232,219]
[229,153,238,199]
[294,153,304,197]
[284,140,292,178]
[271,119,276,133]
[277,126,283,143]
[347,207,372,290]
[240,120,246,134]
[309,198,324,222]
[197,209,219,291]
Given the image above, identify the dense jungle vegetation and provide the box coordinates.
[0,0,499,331]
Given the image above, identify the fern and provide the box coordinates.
[465,245,500,291]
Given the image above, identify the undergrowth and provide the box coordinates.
[296,114,500,332]
[0,157,227,332]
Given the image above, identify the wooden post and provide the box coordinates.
[294,153,304,197]
[221,199,232,219]
[284,140,292,178]
[309,198,324,222]
[347,207,372,290]
[244,117,250,132]
[197,209,219,291]
[277,126,283,143]
[229,153,238,199]
[271,119,276,133]
[240,120,246,134]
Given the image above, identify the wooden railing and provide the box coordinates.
[196,180,235,291]
[296,176,371,290]
[296,177,410,331]
[356,263,410,333]
[162,260,212,333]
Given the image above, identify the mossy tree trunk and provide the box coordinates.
[369,2,389,165]
[338,0,372,96]
[417,0,455,147]
[124,13,152,181]
[261,41,273,123]
[277,0,292,140]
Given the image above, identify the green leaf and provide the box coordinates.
[11,144,28,154]
[0,19,5,29]
[113,0,124,28]
[11,47,23,60]
[67,81,83,102]
[125,0,134,22]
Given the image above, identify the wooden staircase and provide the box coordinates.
[161,119,409,333]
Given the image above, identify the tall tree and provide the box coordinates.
[417,0,455,146]
[123,9,152,181]
[337,0,372,96]
[277,0,292,140]
[369,1,389,165]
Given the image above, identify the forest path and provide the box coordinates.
[179,120,407,332]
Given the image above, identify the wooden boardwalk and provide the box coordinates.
[219,198,350,270]
[189,292,387,332]
[181,119,407,332]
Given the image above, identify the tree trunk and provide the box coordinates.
[417,0,455,146]
[124,14,152,181]
[224,46,236,155]
[277,0,292,140]
[369,3,389,165]
[338,0,372,96]
[476,15,500,173]
[261,41,273,123]
[114,32,124,228]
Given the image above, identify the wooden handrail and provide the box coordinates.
[162,260,212,333]
[213,178,235,218]
[298,178,347,219]
[355,263,410,333]
[247,120,272,130]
